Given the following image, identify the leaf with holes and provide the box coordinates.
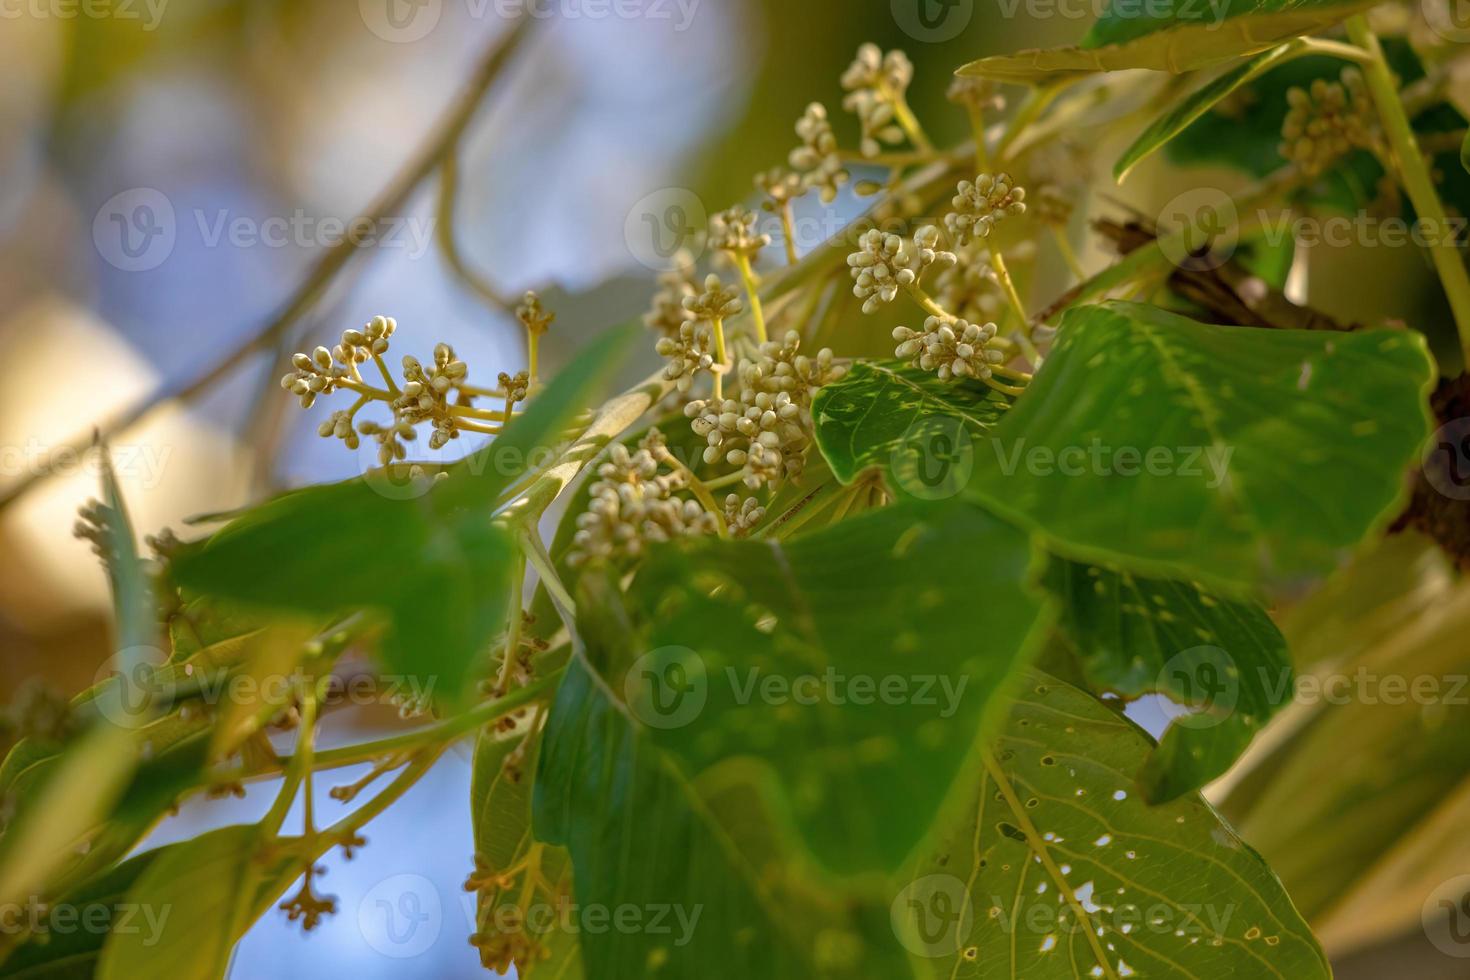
[1043,558,1292,802]
[957,0,1371,83]
[899,672,1329,978]
[967,301,1434,591]
[811,360,1012,488]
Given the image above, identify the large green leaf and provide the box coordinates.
[1114,40,1307,181]
[966,301,1434,591]
[0,848,164,979]
[957,0,1370,83]
[900,671,1330,978]
[534,623,914,980]
[622,501,1051,875]
[1043,558,1292,802]
[97,826,306,980]
[173,324,639,707]
[810,360,1012,488]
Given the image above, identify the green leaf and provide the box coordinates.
[535,628,914,980]
[614,501,1051,875]
[1164,38,1470,215]
[1114,40,1307,181]
[97,826,304,980]
[957,0,1370,83]
[966,301,1434,590]
[0,452,156,906]
[900,671,1330,978]
[1461,127,1469,175]
[1043,558,1292,801]
[469,729,581,977]
[811,360,1012,487]
[0,848,164,979]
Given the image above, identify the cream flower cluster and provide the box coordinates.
[846,225,956,314]
[569,431,718,567]
[1280,69,1378,178]
[841,43,916,158]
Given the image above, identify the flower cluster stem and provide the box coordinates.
[733,255,769,345]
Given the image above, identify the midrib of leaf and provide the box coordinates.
[999,729,1298,977]
[981,751,1119,980]
[573,656,829,968]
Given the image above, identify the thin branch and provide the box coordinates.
[0,18,534,514]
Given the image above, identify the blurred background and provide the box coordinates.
[0,0,1466,976]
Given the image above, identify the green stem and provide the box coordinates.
[733,255,769,345]
[518,524,576,620]
[711,316,729,402]
[494,552,527,694]
[1348,14,1470,366]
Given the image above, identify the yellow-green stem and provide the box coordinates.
[734,255,769,344]
[779,203,799,266]
[1348,14,1470,366]
[988,242,1031,337]
[711,316,729,402]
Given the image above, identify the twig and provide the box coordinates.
[0,18,533,514]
